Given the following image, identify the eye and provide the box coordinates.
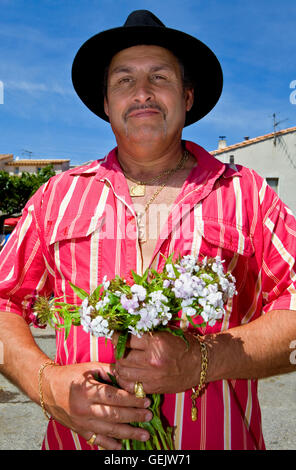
[118,76,133,85]
[151,74,166,81]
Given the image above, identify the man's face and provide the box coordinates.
[104,45,194,147]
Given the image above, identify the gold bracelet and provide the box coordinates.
[38,360,58,421]
[191,335,208,422]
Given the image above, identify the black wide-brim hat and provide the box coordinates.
[72,10,223,127]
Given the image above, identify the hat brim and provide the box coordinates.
[71,25,223,126]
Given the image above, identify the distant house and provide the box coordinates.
[211,126,296,215]
[0,154,70,175]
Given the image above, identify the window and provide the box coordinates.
[266,177,279,194]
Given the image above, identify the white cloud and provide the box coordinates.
[6,80,72,96]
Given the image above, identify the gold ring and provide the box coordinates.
[86,433,97,446]
[134,381,146,398]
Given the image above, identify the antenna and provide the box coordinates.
[272,113,288,145]
[21,149,33,159]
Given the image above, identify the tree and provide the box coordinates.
[0,165,55,233]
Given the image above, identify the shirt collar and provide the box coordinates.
[69,141,241,181]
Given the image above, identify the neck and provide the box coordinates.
[117,141,185,181]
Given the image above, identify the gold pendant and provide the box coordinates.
[136,211,146,243]
[191,404,198,421]
[130,184,145,197]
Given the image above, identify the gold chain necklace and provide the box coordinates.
[124,150,189,197]
[134,150,189,242]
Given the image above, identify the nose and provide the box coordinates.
[132,76,154,103]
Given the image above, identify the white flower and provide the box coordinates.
[90,315,113,339]
[183,306,196,317]
[102,275,110,290]
[163,279,171,288]
[80,298,94,319]
[179,254,198,273]
[207,291,223,308]
[160,309,172,325]
[166,264,176,278]
[201,273,214,282]
[80,298,94,334]
[128,325,143,338]
[181,298,195,307]
[149,290,168,305]
[131,284,147,301]
[198,297,207,308]
[95,294,110,311]
[136,305,159,331]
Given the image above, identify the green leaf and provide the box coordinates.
[115,330,129,360]
[68,282,89,300]
[151,414,166,434]
[91,284,103,300]
[130,270,143,284]
[150,393,161,414]
[142,268,150,283]
[107,373,120,388]
[63,312,73,340]
[139,421,156,437]
[132,439,145,450]
[122,439,131,450]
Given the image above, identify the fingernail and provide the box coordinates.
[145,411,152,421]
[144,398,151,408]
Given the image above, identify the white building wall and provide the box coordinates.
[214,131,296,215]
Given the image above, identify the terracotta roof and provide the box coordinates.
[0,154,13,161]
[210,126,296,156]
[6,159,70,166]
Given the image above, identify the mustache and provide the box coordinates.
[124,102,166,120]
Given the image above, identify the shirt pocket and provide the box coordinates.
[191,216,255,268]
[193,218,256,333]
[44,213,105,246]
[43,213,106,292]
[199,218,254,258]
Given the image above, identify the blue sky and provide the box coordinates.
[0,0,295,165]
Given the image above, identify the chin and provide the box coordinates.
[124,122,169,142]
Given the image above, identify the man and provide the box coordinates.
[0,10,296,451]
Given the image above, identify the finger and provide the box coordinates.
[93,382,151,409]
[86,420,150,444]
[115,358,156,382]
[115,349,148,368]
[89,403,153,424]
[88,433,122,450]
[115,375,157,395]
[126,333,150,350]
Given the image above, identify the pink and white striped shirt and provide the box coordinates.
[1,140,296,450]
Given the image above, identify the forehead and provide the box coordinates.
[108,45,181,74]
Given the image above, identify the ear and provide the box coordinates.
[104,97,109,117]
[185,88,194,112]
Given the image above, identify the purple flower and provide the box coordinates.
[120,293,139,313]
[163,279,171,288]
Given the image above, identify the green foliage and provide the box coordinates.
[115,331,129,360]
[0,165,55,232]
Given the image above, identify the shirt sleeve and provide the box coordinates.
[0,187,54,326]
[260,179,296,313]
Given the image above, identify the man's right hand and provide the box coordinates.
[43,362,152,450]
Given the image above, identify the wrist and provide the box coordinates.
[38,360,59,420]
[190,334,208,422]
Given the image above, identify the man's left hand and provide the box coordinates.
[112,331,201,395]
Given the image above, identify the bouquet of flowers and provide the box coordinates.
[34,254,236,450]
